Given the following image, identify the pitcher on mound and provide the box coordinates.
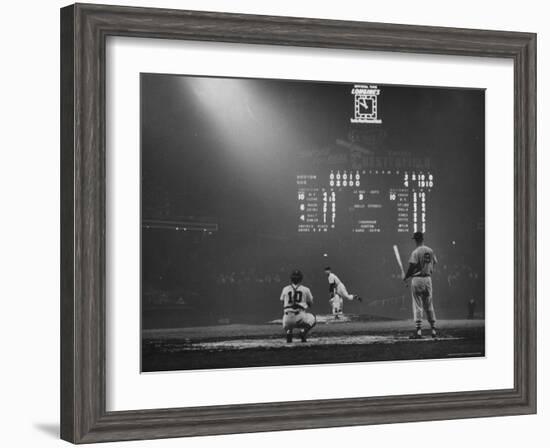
[324,266,362,306]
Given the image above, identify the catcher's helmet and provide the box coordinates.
[290,269,303,284]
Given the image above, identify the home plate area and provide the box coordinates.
[142,317,484,371]
[185,334,462,351]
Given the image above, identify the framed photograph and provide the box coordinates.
[60,3,536,444]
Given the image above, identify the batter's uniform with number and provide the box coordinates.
[408,245,438,325]
[327,273,354,301]
[280,284,316,331]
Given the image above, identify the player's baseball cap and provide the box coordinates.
[412,231,424,241]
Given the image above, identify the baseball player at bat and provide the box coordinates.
[324,267,362,304]
[403,232,438,339]
[280,270,316,343]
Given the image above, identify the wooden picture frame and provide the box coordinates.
[60,3,536,444]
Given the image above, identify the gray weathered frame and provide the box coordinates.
[60,3,536,444]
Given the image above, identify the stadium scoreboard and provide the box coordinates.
[297,170,434,235]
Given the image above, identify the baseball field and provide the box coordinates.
[141,317,485,372]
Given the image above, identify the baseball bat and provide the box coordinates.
[393,244,405,278]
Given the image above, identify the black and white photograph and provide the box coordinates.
[0,0,543,445]
[140,74,485,372]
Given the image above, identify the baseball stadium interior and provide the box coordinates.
[140,73,485,371]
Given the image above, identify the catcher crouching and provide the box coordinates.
[280,270,316,343]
